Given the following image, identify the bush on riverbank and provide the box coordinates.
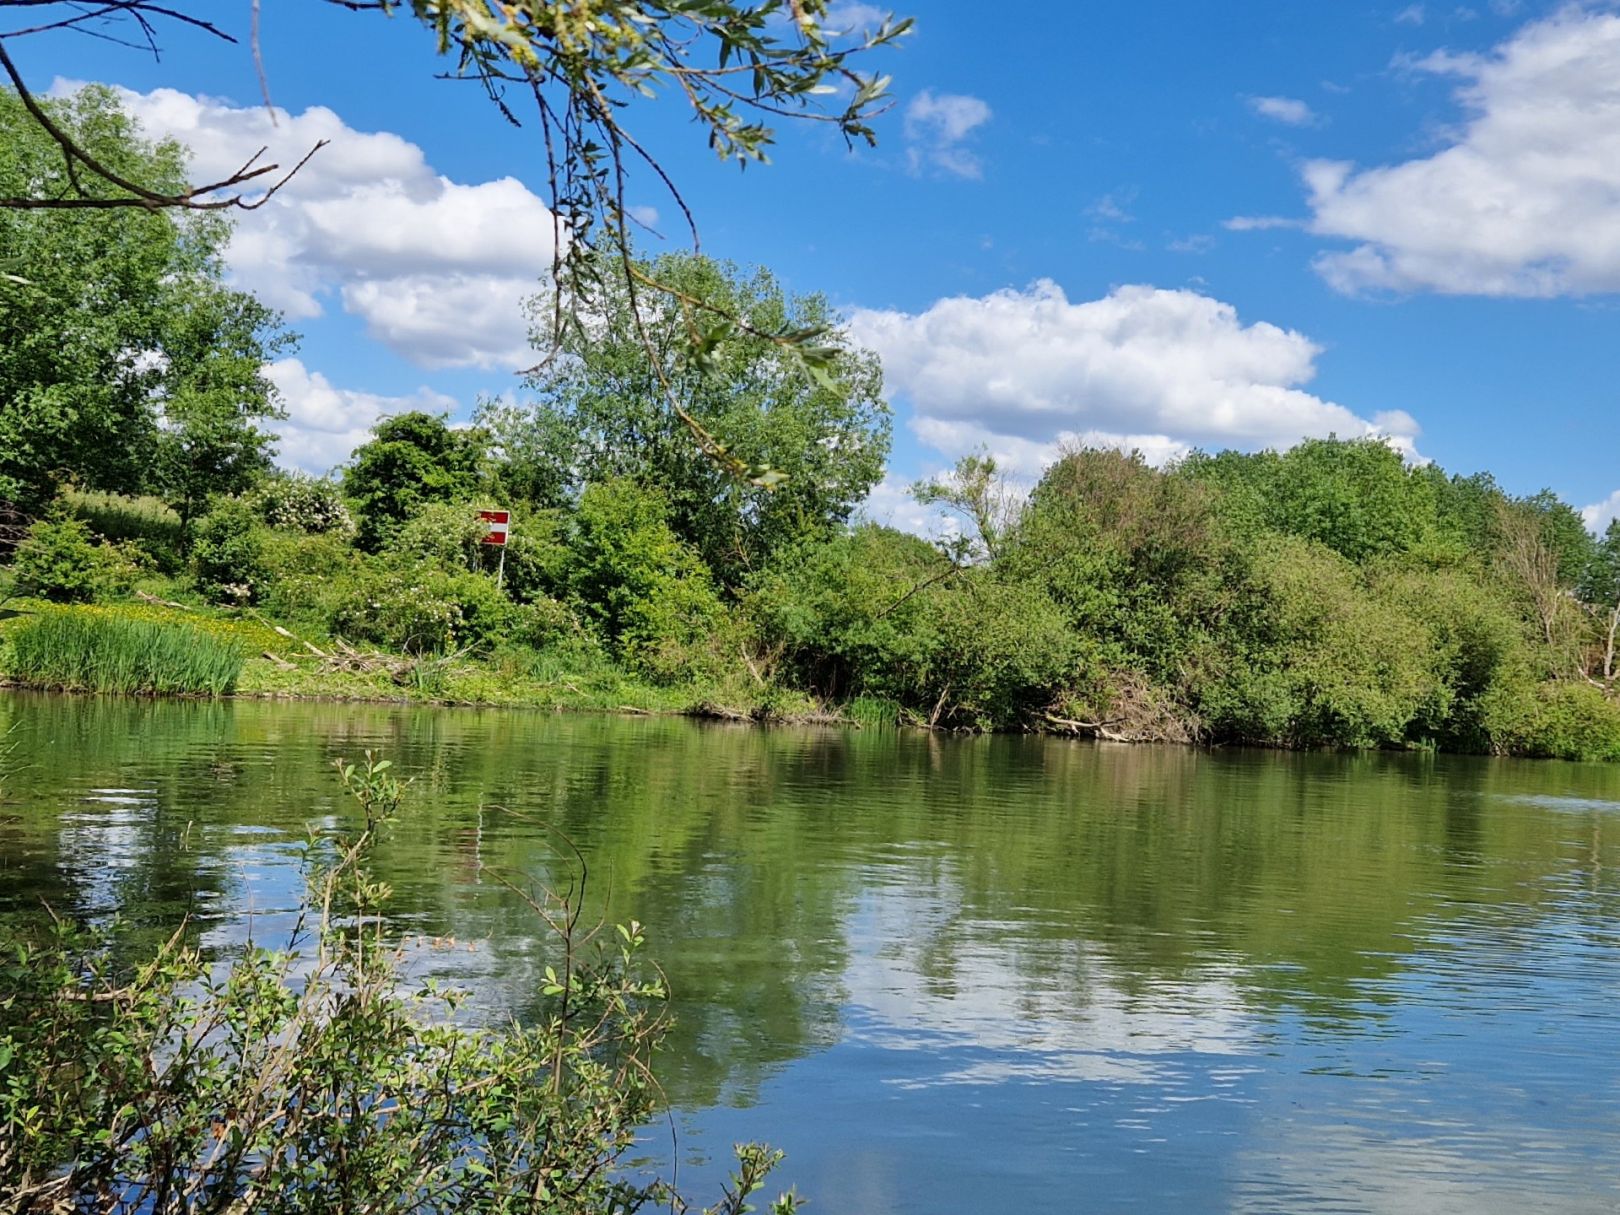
[0,755,799,1213]
[5,609,245,696]
[8,517,140,604]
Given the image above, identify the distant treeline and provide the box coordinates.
[11,417,1620,760]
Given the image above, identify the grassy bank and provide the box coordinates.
[0,597,848,722]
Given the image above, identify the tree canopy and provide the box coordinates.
[479,251,891,586]
[343,412,487,551]
[0,85,288,512]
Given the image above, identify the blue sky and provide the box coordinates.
[19,0,1620,529]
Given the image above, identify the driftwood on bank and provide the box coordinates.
[1042,713,1132,743]
[258,621,468,685]
[135,589,192,611]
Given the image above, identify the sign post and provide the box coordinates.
[478,509,511,589]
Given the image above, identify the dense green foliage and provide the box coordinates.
[13,394,1620,758]
[344,413,487,552]
[8,518,138,604]
[6,610,244,695]
[0,87,289,514]
[249,473,355,536]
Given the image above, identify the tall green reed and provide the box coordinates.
[6,610,245,696]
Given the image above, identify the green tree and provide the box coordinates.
[1010,446,1226,684]
[344,412,487,551]
[2,4,909,487]
[0,86,288,511]
[1519,488,1594,587]
[1583,520,1620,684]
[568,479,727,680]
[151,287,292,528]
[1196,536,1438,749]
[490,252,891,585]
[912,451,1024,563]
[1179,437,1438,563]
[749,523,949,703]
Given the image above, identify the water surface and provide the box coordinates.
[3,692,1619,1213]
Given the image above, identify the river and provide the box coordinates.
[2,692,1618,1212]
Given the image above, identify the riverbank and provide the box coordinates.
[4,593,1619,761]
[0,596,861,726]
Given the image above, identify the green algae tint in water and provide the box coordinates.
[3,691,1620,1213]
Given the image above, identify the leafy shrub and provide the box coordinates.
[332,568,514,655]
[1376,563,1529,750]
[8,516,138,603]
[190,498,269,604]
[1480,678,1620,761]
[1197,537,1437,748]
[6,609,244,695]
[917,574,1080,729]
[570,479,728,681]
[748,523,945,703]
[507,595,579,650]
[498,509,574,604]
[384,499,488,572]
[251,473,355,535]
[256,529,365,624]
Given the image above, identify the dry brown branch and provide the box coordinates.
[135,588,191,611]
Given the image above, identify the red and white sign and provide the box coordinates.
[478,509,511,546]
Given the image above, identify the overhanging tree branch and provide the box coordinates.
[0,2,325,209]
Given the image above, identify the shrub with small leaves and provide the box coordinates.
[332,567,514,654]
[499,510,574,605]
[507,595,580,651]
[384,499,488,572]
[190,498,269,604]
[256,529,365,624]
[7,516,138,604]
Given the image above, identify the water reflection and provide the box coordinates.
[3,692,1620,1211]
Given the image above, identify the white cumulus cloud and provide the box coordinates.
[1302,8,1620,296]
[904,89,992,179]
[823,2,886,34]
[848,281,1422,478]
[265,358,458,475]
[1583,489,1620,535]
[1249,95,1317,126]
[74,83,556,369]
